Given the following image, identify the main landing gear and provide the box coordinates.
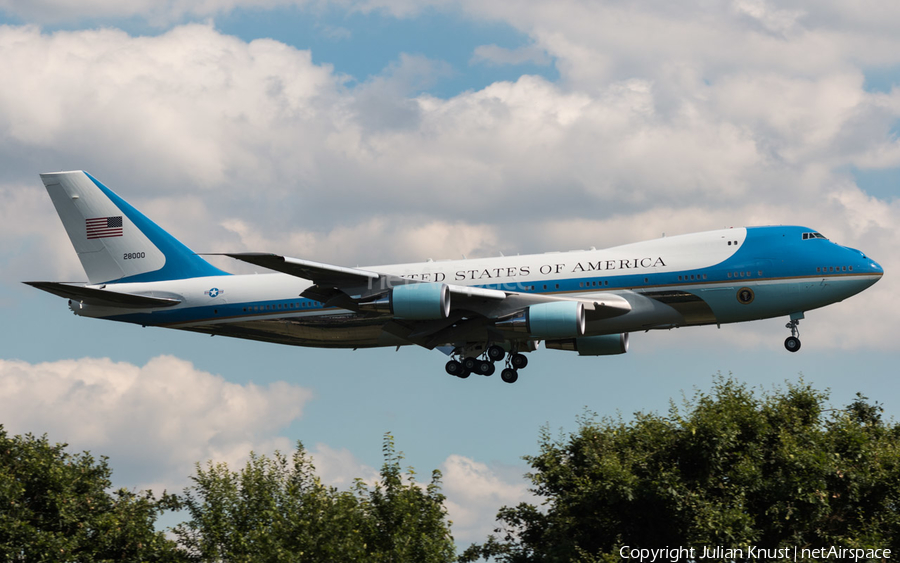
[784,317,802,352]
[445,344,528,384]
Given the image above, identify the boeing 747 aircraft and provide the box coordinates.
[27,171,883,383]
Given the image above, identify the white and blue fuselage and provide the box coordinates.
[70,226,882,348]
[28,171,882,379]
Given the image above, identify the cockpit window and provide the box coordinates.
[802,232,827,240]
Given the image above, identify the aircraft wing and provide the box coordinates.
[222,253,384,287]
[23,281,182,308]
[223,252,630,319]
[223,252,508,299]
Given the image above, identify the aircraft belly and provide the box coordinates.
[692,283,801,324]
[698,278,872,324]
[583,291,685,334]
[183,314,409,348]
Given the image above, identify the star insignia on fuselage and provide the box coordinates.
[208,288,219,298]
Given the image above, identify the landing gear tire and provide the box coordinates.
[784,336,801,353]
[463,357,478,371]
[501,368,518,384]
[458,369,471,379]
[445,360,463,376]
[487,345,506,362]
[482,362,496,376]
[510,353,528,370]
[784,317,802,353]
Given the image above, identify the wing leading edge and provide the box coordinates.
[220,251,631,320]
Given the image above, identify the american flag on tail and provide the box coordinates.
[86,216,123,239]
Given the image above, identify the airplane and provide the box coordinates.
[26,171,884,384]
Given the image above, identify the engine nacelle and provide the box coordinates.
[545,333,629,356]
[360,282,451,320]
[497,301,585,338]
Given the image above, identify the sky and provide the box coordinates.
[0,0,899,546]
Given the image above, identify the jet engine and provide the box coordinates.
[496,301,585,338]
[359,282,451,320]
[545,333,629,356]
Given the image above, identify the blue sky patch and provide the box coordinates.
[215,6,558,98]
[863,65,900,94]
[851,166,900,201]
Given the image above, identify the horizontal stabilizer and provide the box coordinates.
[23,281,182,308]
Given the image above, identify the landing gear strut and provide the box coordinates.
[784,317,802,353]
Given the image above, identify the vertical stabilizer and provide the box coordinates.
[40,171,227,284]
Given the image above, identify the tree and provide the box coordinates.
[0,426,182,562]
[173,433,456,563]
[461,376,900,563]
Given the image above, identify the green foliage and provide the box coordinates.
[0,425,182,562]
[461,376,900,563]
[173,433,456,563]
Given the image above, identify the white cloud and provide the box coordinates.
[732,0,806,36]
[0,355,312,492]
[441,454,535,542]
[0,19,898,347]
[471,43,550,67]
[0,0,312,25]
[308,442,381,487]
[311,448,540,544]
[316,23,353,41]
[0,353,537,542]
[219,216,501,265]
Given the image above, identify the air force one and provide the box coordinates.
[27,171,883,383]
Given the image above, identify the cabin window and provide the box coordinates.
[849,266,853,271]
[728,241,732,245]
[703,274,708,280]
[727,272,732,278]
[555,284,559,289]
[543,285,547,290]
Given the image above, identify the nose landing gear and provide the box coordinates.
[784,316,802,352]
